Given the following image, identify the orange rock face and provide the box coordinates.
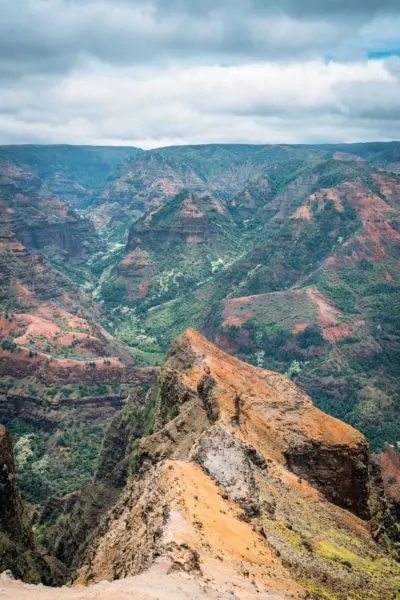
[74,329,399,600]
[172,329,365,466]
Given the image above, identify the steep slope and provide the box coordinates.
[205,162,400,449]
[35,388,155,571]
[101,190,240,312]
[89,142,400,244]
[38,329,400,600]
[89,144,325,242]
[1,141,400,508]
[0,145,141,208]
[0,192,157,503]
[0,158,107,290]
[0,425,64,584]
[374,444,400,522]
[320,141,400,174]
[123,156,400,449]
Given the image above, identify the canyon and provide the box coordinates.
[0,141,399,598]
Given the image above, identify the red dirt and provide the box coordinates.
[137,280,150,298]
[291,205,312,220]
[0,316,26,338]
[341,182,400,262]
[13,315,60,344]
[210,198,225,214]
[306,287,340,327]
[214,329,250,354]
[156,178,180,196]
[0,161,25,177]
[180,329,364,453]
[293,322,311,332]
[372,174,400,209]
[376,445,400,505]
[0,239,26,252]
[37,198,72,220]
[323,323,351,342]
[56,332,97,346]
[224,295,251,306]
[180,197,204,218]
[38,305,90,331]
[305,287,351,341]
[14,282,36,306]
[292,188,343,221]
[314,188,344,212]
[120,249,149,268]
[222,311,252,327]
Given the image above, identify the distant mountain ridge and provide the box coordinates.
[0,144,142,209]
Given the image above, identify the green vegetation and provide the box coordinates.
[0,339,19,352]
[115,313,164,365]
[0,144,140,209]
[0,377,126,401]
[5,418,105,505]
[92,154,400,450]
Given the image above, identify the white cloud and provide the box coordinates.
[0,0,399,145]
[0,57,398,146]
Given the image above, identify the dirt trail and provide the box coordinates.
[0,568,287,600]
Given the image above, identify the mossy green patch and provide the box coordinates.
[317,540,399,577]
[262,518,303,546]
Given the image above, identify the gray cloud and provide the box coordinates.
[0,0,399,145]
[1,58,399,146]
[1,0,399,82]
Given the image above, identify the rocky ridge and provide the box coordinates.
[1,329,400,599]
[61,329,400,600]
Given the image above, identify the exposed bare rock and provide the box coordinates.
[163,328,370,517]
[73,329,400,600]
[190,424,259,511]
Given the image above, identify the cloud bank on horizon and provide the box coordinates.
[0,0,399,147]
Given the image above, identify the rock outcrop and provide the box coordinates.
[0,161,104,261]
[73,329,400,600]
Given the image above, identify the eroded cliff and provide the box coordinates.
[69,329,400,600]
[0,425,65,584]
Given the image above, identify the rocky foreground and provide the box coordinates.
[1,329,400,599]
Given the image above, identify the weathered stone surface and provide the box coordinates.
[72,330,400,600]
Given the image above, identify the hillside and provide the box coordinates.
[88,143,326,242]
[0,157,158,503]
[112,152,400,450]
[0,145,141,208]
[100,190,241,313]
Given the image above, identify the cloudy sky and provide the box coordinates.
[1,0,400,147]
